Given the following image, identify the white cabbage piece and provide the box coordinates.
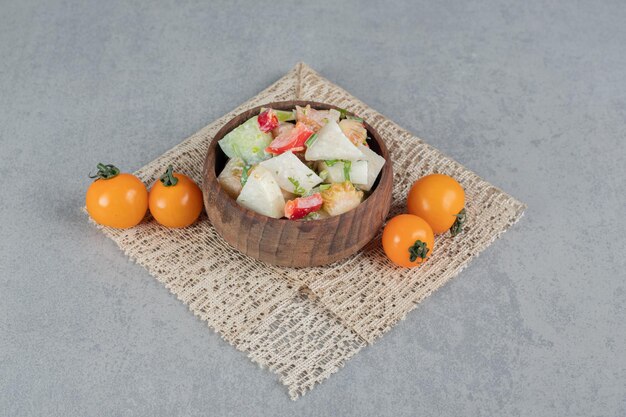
[304,119,364,161]
[236,166,285,218]
[318,160,368,185]
[259,151,322,194]
[357,144,386,191]
[217,157,245,199]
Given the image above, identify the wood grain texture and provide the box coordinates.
[202,101,393,267]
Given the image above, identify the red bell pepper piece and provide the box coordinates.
[257,109,279,133]
[266,122,313,155]
[284,193,323,220]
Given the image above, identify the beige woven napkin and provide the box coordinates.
[92,63,525,399]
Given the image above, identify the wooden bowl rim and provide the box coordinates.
[204,100,393,228]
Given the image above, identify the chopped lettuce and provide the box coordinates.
[274,109,296,122]
[218,116,273,165]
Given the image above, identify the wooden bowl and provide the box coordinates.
[202,101,393,267]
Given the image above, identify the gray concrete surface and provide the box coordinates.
[1,0,625,415]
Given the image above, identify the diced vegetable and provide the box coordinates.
[343,161,352,182]
[261,107,296,122]
[308,183,331,195]
[304,119,364,161]
[304,133,318,147]
[303,209,331,221]
[266,122,314,155]
[236,166,285,218]
[284,193,323,220]
[296,105,341,132]
[217,157,245,199]
[240,165,252,187]
[318,160,368,184]
[339,119,367,146]
[295,105,320,131]
[320,182,364,216]
[257,109,279,133]
[259,151,322,194]
[218,116,273,165]
[327,109,341,123]
[275,109,296,122]
[357,144,386,191]
[271,122,294,139]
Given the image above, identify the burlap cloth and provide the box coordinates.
[92,63,525,399]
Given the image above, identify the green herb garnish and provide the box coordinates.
[240,165,252,187]
[319,184,331,191]
[319,170,329,181]
[324,159,340,167]
[288,176,305,195]
[343,160,352,182]
[338,108,348,119]
[347,115,364,122]
[305,133,318,147]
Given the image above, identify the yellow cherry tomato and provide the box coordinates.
[407,174,466,235]
[149,166,203,228]
[86,163,148,228]
[382,214,435,268]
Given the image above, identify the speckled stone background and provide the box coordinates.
[1,0,624,416]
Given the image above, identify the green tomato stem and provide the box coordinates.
[450,208,466,237]
[89,163,120,180]
[408,240,429,262]
[159,165,178,187]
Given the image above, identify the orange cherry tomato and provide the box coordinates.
[407,174,465,235]
[86,163,148,228]
[149,166,203,228]
[382,214,434,268]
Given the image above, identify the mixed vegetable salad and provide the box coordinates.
[217,105,386,220]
